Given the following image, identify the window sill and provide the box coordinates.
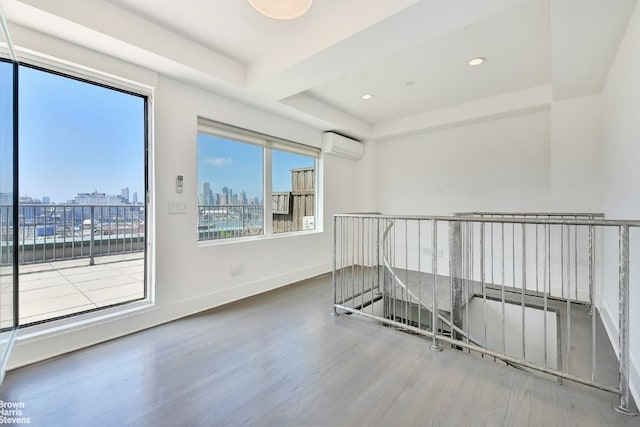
[196,228,323,248]
[16,299,155,342]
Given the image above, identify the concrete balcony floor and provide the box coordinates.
[1,253,144,326]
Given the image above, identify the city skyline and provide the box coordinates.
[199,182,260,206]
[14,187,142,204]
[197,133,315,205]
[9,187,141,205]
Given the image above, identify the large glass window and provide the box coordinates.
[197,119,319,241]
[15,64,148,326]
[197,134,263,240]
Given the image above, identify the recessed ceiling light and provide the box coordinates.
[361,94,372,100]
[468,57,486,66]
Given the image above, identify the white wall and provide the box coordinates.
[550,94,603,211]
[602,1,640,405]
[8,29,363,368]
[152,75,354,310]
[351,139,377,213]
[375,110,552,216]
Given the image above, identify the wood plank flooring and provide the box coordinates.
[0,273,636,426]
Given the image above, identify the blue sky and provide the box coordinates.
[198,134,315,201]
[0,61,14,196]
[18,66,145,203]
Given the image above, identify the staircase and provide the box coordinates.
[332,212,638,415]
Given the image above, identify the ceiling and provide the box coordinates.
[1,0,637,140]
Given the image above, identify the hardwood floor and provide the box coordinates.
[0,273,636,426]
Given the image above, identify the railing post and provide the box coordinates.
[449,220,464,344]
[332,215,338,316]
[431,219,440,351]
[615,225,636,415]
[89,206,95,266]
[376,217,381,295]
[588,225,595,315]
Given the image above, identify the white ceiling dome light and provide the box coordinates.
[248,0,314,20]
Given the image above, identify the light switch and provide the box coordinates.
[168,201,187,214]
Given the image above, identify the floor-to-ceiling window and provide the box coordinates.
[14,63,148,325]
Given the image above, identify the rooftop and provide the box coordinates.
[1,253,144,326]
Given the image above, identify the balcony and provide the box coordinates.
[197,204,264,240]
[1,203,145,326]
[6,253,144,326]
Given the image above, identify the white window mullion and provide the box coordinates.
[313,157,322,232]
[263,147,273,236]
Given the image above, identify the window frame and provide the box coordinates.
[197,118,320,244]
[11,51,155,329]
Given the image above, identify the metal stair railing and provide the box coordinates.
[332,212,638,416]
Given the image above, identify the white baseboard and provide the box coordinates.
[599,302,619,355]
[7,262,331,370]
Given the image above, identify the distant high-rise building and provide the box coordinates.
[222,187,229,205]
[240,191,247,205]
[133,192,138,204]
[203,182,211,205]
[42,196,51,204]
[121,187,130,203]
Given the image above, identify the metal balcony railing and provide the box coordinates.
[0,203,145,265]
[197,204,264,240]
[333,212,639,416]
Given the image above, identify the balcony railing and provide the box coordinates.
[198,204,263,240]
[0,203,145,265]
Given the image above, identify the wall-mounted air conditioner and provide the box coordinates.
[322,132,364,160]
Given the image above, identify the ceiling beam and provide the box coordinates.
[373,84,552,140]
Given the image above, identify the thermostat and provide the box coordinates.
[176,175,184,193]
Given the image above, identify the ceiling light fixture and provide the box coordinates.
[468,57,486,66]
[361,94,372,100]
[248,0,313,20]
